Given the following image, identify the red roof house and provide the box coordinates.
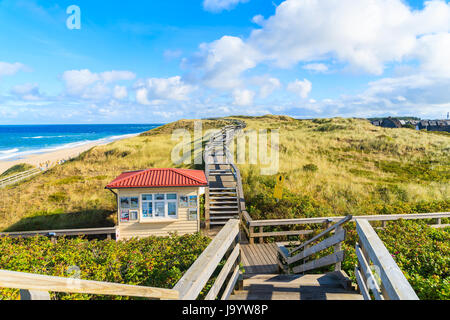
[106,168,207,240]
[106,168,207,189]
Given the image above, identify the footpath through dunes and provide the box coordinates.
[203,121,365,300]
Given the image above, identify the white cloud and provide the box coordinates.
[113,85,128,100]
[100,71,136,83]
[255,77,281,98]
[232,89,255,106]
[61,69,135,100]
[203,0,249,13]
[303,63,328,73]
[10,83,42,101]
[193,0,450,84]
[0,62,27,78]
[190,36,261,89]
[248,0,450,74]
[134,76,195,103]
[62,69,100,95]
[287,79,312,98]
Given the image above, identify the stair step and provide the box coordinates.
[210,207,239,210]
[209,187,236,190]
[209,197,237,200]
[210,222,227,225]
[209,193,237,196]
[209,173,234,176]
[210,216,238,220]
[209,201,238,204]
[210,211,239,214]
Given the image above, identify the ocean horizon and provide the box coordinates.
[0,124,163,161]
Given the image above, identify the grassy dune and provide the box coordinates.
[0,115,448,231]
[0,120,224,231]
[234,115,449,219]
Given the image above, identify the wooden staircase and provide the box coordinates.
[204,122,245,228]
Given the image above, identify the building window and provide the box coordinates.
[141,193,178,220]
[120,196,139,222]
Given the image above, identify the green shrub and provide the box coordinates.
[303,164,318,172]
[48,192,67,203]
[0,233,210,300]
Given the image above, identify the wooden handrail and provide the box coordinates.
[355,219,419,300]
[0,227,117,238]
[173,219,240,300]
[290,215,352,254]
[0,269,179,300]
[277,216,351,274]
[241,212,450,243]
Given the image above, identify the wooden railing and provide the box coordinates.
[0,168,42,188]
[0,227,117,240]
[173,219,241,300]
[0,219,241,300]
[277,216,352,274]
[0,269,179,300]
[354,219,419,300]
[242,212,450,244]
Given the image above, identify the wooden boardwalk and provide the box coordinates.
[241,243,279,274]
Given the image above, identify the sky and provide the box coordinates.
[0,0,449,124]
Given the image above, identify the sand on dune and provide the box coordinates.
[0,141,102,175]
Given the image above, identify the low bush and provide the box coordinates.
[0,233,210,300]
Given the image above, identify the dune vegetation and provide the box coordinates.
[236,115,449,219]
[0,115,448,232]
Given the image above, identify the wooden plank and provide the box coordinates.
[221,265,240,300]
[292,251,344,274]
[356,219,418,300]
[240,246,255,274]
[173,219,239,300]
[246,245,269,273]
[249,212,450,227]
[250,230,314,237]
[288,230,346,264]
[355,267,371,300]
[291,216,352,254]
[355,244,383,300]
[0,270,178,299]
[205,244,240,300]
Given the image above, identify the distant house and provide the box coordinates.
[380,117,403,128]
[106,168,207,240]
[418,120,450,132]
[371,120,382,126]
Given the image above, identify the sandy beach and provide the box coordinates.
[0,134,138,175]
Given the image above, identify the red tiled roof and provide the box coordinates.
[105,168,208,189]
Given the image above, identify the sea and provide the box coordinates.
[0,124,162,161]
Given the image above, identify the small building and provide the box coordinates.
[106,168,207,240]
[380,117,403,128]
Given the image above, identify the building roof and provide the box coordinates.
[106,168,208,189]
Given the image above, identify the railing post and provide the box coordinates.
[249,226,255,244]
[205,187,210,232]
[20,289,51,300]
[334,226,343,271]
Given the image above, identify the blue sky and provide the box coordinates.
[0,0,449,124]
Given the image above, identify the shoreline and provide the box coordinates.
[0,133,140,175]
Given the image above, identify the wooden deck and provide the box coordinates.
[241,243,279,274]
[229,273,363,300]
